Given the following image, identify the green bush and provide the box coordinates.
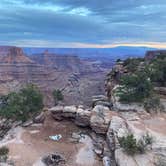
[119,133,153,155]
[117,72,153,103]
[150,58,166,86]
[0,146,9,156]
[0,84,44,122]
[52,89,64,105]
[124,58,143,72]
[144,96,162,113]
[143,133,153,146]
[119,134,138,155]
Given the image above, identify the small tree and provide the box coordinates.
[119,134,138,155]
[52,89,64,105]
[119,133,153,155]
[0,84,44,122]
[0,146,9,162]
[117,72,153,103]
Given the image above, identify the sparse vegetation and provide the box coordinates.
[0,146,9,162]
[0,146,9,156]
[119,134,138,155]
[52,89,64,105]
[119,133,153,155]
[123,58,144,72]
[117,72,153,103]
[0,84,44,122]
[144,96,163,113]
[116,54,166,104]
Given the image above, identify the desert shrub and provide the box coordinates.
[0,146,9,162]
[116,58,122,62]
[119,134,138,155]
[119,133,153,155]
[137,139,146,154]
[52,89,64,105]
[150,58,166,86]
[123,58,143,72]
[117,72,153,103]
[144,96,162,113]
[143,133,153,145]
[0,84,44,122]
[0,146,9,156]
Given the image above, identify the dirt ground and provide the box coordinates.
[3,114,102,166]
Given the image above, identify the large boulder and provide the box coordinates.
[33,112,45,123]
[63,106,77,119]
[75,108,91,127]
[90,105,113,134]
[49,106,64,121]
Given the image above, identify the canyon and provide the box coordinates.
[0,47,166,166]
[0,46,107,106]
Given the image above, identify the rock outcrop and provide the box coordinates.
[49,104,115,135]
[90,105,114,134]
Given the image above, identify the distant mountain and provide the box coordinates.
[23,46,158,61]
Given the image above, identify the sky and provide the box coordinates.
[0,0,166,48]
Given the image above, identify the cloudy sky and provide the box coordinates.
[0,0,166,48]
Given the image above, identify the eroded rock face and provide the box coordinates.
[0,46,33,64]
[90,105,113,134]
[63,106,77,119]
[33,112,46,124]
[75,108,91,127]
[0,46,107,106]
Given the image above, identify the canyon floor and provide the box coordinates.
[1,113,102,166]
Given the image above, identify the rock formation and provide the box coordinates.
[0,46,106,106]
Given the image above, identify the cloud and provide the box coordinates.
[0,0,166,47]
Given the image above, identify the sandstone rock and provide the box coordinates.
[154,87,166,96]
[33,112,45,123]
[90,105,113,134]
[75,108,91,127]
[22,120,33,127]
[63,106,77,119]
[109,116,128,137]
[115,149,137,166]
[103,156,111,166]
[49,106,64,121]
[94,101,113,109]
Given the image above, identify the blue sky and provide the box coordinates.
[0,0,166,48]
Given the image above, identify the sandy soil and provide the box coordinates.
[2,114,102,166]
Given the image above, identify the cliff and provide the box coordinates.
[0,46,106,106]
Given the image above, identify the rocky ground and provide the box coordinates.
[0,112,102,166]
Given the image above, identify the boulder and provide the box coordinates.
[90,105,113,134]
[63,106,77,119]
[33,112,45,123]
[22,120,33,127]
[115,149,138,166]
[75,108,91,127]
[94,101,113,109]
[107,116,128,153]
[103,156,111,166]
[49,106,64,121]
